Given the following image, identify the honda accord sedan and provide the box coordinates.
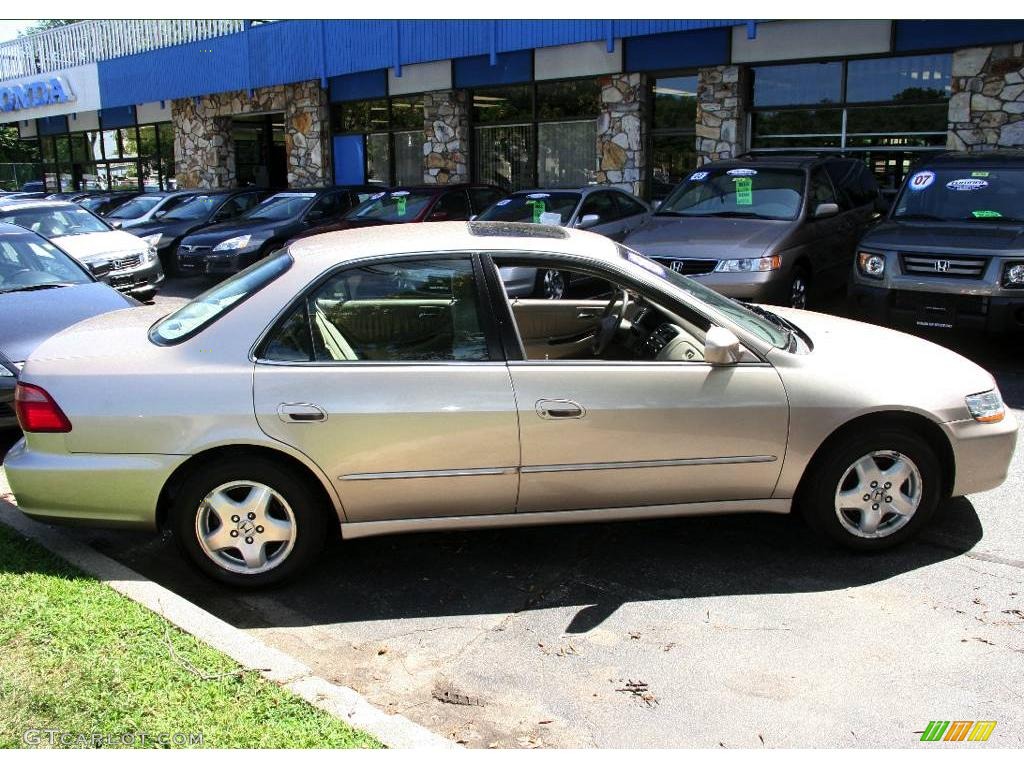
[5,222,1016,586]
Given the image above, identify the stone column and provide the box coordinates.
[284,80,332,187]
[948,43,1024,151]
[172,97,235,189]
[695,65,748,165]
[595,73,644,196]
[422,90,469,184]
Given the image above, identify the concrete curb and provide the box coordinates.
[0,475,458,750]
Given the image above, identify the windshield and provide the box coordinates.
[0,206,110,237]
[243,193,315,222]
[658,167,805,221]
[345,191,435,223]
[163,194,228,221]
[617,245,791,348]
[107,195,164,219]
[149,251,292,344]
[893,167,1024,222]
[0,231,91,292]
[478,193,581,225]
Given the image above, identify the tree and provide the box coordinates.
[18,20,80,36]
[0,126,39,163]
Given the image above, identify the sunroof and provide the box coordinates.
[467,221,568,239]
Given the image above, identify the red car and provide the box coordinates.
[293,183,506,240]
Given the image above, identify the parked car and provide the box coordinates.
[5,222,1015,586]
[849,151,1024,334]
[0,191,47,202]
[126,188,271,275]
[20,181,44,193]
[295,184,506,239]
[624,156,884,308]
[0,201,163,300]
[0,222,135,430]
[77,191,143,217]
[176,186,377,276]
[104,189,200,229]
[477,186,651,298]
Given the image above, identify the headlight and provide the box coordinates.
[140,233,163,248]
[1002,262,1024,288]
[965,389,1004,423]
[213,234,251,252]
[142,246,158,264]
[714,255,782,273]
[857,251,886,279]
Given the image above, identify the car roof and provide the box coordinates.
[0,200,80,213]
[926,150,1024,167]
[290,221,620,270]
[0,221,41,236]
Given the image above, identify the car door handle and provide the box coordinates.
[277,403,327,423]
[536,399,586,419]
[576,311,598,319]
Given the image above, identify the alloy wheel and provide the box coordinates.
[541,269,567,300]
[195,480,297,574]
[789,274,808,309]
[833,451,923,538]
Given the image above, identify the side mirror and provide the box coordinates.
[813,202,840,219]
[704,326,742,366]
[87,258,112,280]
[153,208,167,219]
[577,213,601,229]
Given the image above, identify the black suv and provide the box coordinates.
[850,151,1024,333]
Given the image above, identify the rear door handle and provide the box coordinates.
[536,399,586,419]
[278,403,327,423]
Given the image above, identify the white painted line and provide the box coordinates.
[0,470,458,750]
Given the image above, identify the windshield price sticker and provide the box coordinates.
[946,178,989,192]
[908,171,936,191]
[539,211,563,225]
[972,171,991,178]
[526,199,546,223]
[734,177,754,206]
[689,171,710,181]
[727,168,757,177]
[972,209,1002,218]
[395,196,407,216]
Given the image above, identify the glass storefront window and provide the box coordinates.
[472,85,533,124]
[846,54,952,103]
[475,124,533,190]
[537,120,595,187]
[752,62,843,107]
[332,100,389,133]
[157,123,176,189]
[55,136,71,165]
[41,137,56,164]
[366,132,390,185]
[101,130,121,159]
[390,97,424,131]
[653,75,698,130]
[393,130,422,186]
[536,79,600,120]
[106,161,138,190]
[650,135,697,201]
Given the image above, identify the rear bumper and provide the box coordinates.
[849,283,1024,334]
[3,439,184,530]
[941,412,1019,497]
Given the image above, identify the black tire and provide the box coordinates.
[170,456,328,587]
[797,429,941,552]
[787,264,811,309]
[533,268,569,300]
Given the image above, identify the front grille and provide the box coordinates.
[655,257,718,275]
[900,253,987,279]
[179,245,212,255]
[110,254,142,271]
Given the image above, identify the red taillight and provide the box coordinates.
[14,382,72,433]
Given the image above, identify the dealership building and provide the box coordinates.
[3,18,1024,199]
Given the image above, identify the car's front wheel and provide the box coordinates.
[171,457,327,587]
[534,268,569,300]
[799,429,941,551]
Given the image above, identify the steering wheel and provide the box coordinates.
[591,288,629,356]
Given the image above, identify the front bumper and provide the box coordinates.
[107,258,164,298]
[177,244,263,276]
[941,411,1019,497]
[3,438,184,529]
[849,282,1024,334]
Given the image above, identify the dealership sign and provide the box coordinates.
[0,77,76,113]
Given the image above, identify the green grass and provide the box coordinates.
[0,523,382,749]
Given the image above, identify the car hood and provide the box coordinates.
[181,219,287,246]
[126,219,201,239]
[861,220,1024,252]
[49,229,149,264]
[624,215,793,260]
[768,306,995,422]
[0,282,134,364]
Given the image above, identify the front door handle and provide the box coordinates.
[278,403,327,423]
[536,399,586,419]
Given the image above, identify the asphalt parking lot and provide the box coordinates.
[2,277,1023,748]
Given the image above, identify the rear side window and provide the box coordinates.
[150,251,292,345]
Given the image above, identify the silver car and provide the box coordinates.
[477,187,651,298]
[5,221,1016,586]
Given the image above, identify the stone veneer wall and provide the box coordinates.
[695,65,747,165]
[948,43,1024,150]
[422,90,469,184]
[595,73,644,195]
[172,80,330,189]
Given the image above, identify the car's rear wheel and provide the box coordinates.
[171,457,327,587]
[798,429,941,551]
[534,268,568,300]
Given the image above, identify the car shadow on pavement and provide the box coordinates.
[71,494,983,636]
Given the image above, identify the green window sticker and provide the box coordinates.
[526,199,546,223]
[734,177,753,206]
[971,171,991,178]
[396,196,407,216]
[971,209,1002,218]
